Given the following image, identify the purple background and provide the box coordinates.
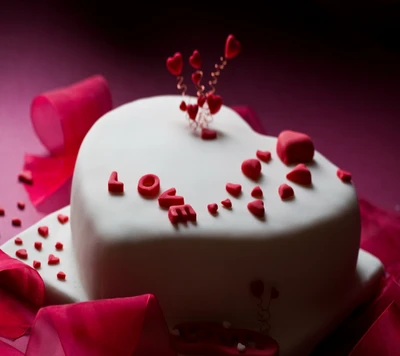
[0,1,399,244]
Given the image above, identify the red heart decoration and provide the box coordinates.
[34,241,42,250]
[247,199,265,218]
[57,271,66,280]
[207,203,218,215]
[179,101,187,111]
[221,198,232,208]
[277,130,315,165]
[48,254,60,265]
[191,72,202,85]
[57,214,69,224]
[187,104,199,120]
[14,237,23,245]
[197,95,206,107]
[251,186,263,198]
[337,168,352,183]
[206,94,222,115]
[241,159,262,181]
[33,260,41,269]
[189,50,202,69]
[225,34,241,60]
[226,183,242,197]
[18,170,33,184]
[166,52,183,76]
[16,249,28,259]
[286,164,312,185]
[38,226,49,238]
[278,183,294,200]
[256,150,271,163]
[201,128,217,140]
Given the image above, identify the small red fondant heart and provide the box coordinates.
[55,242,64,250]
[201,128,217,140]
[206,94,223,115]
[14,237,23,245]
[256,150,271,163]
[270,287,280,299]
[16,249,28,259]
[226,183,242,197]
[250,279,264,298]
[286,164,312,185]
[221,199,232,208]
[57,271,66,280]
[225,34,241,60]
[33,260,41,269]
[48,254,60,265]
[251,186,263,198]
[12,218,21,227]
[17,201,25,210]
[187,104,199,120]
[189,50,202,69]
[277,130,315,165]
[18,170,33,184]
[57,214,69,224]
[197,95,206,107]
[34,241,42,251]
[0,207,4,216]
[179,101,187,111]
[191,72,202,85]
[38,226,49,238]
[207,203,218,215]
[248,200,265,218]
[108,171,124,194]
[166,52,183,76]
[158,188,185,209]
[241,159,262,181]
[278,183,294,200]
[337,169,352,183]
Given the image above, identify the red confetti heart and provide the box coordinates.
[221,199,232,208]
[278,183,294,200]
[225,34,241,60]
[337,169,352,183]
[16,249,28,259]
[14,237,23,245]
[158,188,185,209]
[277,130,315,165]
[226,183,242,197]
[207,203,218,215]
[179,101,187,111]
[187,104,199,120]
[256,150,271,163]
[197,95,206,107]
[108,171,124,194]
[206,94,222,115]
[18,170,33,184]
[251,186,263,198]
[48,254,60,265]
[57,214,69,224]
[191,72,202,85]
[286,164,312,186]
[250,279,264,298]
[34,241,42,251]
[241,159,262,181]
[12,218,21,227]
[33,260,41,269]
[201,128,217,140]
[247,200,265,218]
[166,52,183,76]
[17,201,25,210]
[189,50,202,69]
[55,242,64,250]
[57,271,66,280]
[38,226,49,238]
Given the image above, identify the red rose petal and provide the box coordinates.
[48,254,60,265]
[57,271,66,281]
[337,169,352,183]
[207,203,218,215]
[34,241,42,251]
[57,214,69,224]
[38,226,49,238]
[256,150,271,163]
[108,171,124,194]
[201,128,217,140]
[18,170,33,184]
[16,249,28,259]
[226,183,242,197]
[278,184,295,200]
[55,242,63,250]
[137,174,160,198]
[286,164,312,185]
[247,200,265,218]
[251,186,263,198]
[33,260,41,269]
[277,130,315,165]
[241,159,262,181]
[12,218,21,227]
[221,199,232,208]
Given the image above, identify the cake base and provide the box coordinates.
[0,206,384,356]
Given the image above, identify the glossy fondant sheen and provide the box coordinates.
[71,95,361,349]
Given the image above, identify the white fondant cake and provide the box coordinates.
[0,95,385,355]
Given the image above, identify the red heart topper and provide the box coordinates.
[166,52,183,76]
[189,50,202,69]
[225,34,242,60]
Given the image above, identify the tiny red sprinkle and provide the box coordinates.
[33,260,41,269]
[16,249,28,259]
[57,214,69,224]
[0,207,5,216]
[207,203,218,215]
[221,199,232,208]
[12,218,21,227]
[55,242,63,250]
[38,226,49,237]
[57,271,66,281]
[17,201,25,210]
[34,241,42,251]
[14,237,23,245]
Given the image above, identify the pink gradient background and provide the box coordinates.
[0,2,399,244]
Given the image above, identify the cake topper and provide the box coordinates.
[166,34,241,135]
